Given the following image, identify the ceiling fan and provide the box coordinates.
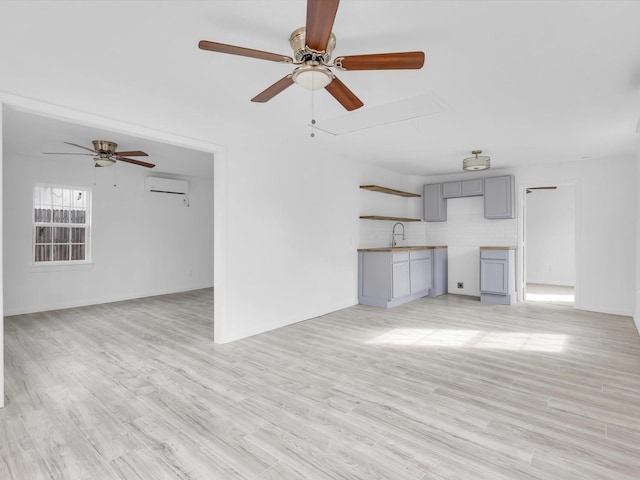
[44,141,155,168]
[198,0,425,111]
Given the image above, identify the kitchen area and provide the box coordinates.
[358,176,518,308]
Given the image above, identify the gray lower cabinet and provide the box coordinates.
[484,175,515,219]
[480,248,515,305]
[423,184,447,221]
[358,249,433,308]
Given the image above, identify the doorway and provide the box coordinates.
[523,184,576,306]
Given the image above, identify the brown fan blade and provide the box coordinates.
[64,141,98,153]
[114,150,148,157]
[335,52,425,71]
[43,152,93,155]
[198,40,293,63]
[116,157,156,168]
[306,0,339,51]
[325,76,363,111]
[94,163,103,168]
[251,75,294,103]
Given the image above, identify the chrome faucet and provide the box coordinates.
[392,222,405,247]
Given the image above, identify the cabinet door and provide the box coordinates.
[480,259,508,294]
[392,262,411,298]
[442,182,462,198]
[462,179,484,196]
[484,175,515,219]
[423,184,447,221]
[410,258,432,293]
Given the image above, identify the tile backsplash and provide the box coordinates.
[426,196,517,247]
[358,220,427,249]
[359,196,516,249]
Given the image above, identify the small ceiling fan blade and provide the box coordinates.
[528,186,557,190]
[198,40,293,63]
[306,0,339,51]
[251,75,294,103]
[336,51,425,71]
[116,157,156,168]
[325,76,364,111]
[114,150,148,157]
[64,141,98,153]
[43,152,93,155]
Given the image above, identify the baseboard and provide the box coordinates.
[3,284,214,317]
[574,303,634,318]
[526,280,575,287]
[219,299,358,344]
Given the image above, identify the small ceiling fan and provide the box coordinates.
[44,141,155,168]
[198,0,425,111]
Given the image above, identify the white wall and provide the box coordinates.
[636,143,640,334]
[3,151,214,315]
[216,134,422,342]
[421,157,636,317]
[525,185,575,286]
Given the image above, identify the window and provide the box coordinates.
[33,185,90,263]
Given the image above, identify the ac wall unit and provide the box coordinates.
[145,177,189,195]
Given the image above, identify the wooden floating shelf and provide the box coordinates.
[360,216,422,222]
[360,185,421,198]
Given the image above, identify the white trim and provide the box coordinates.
[29,262,94,273]
[0,102,4,407]
[32,184,92,264]
[2,284,214,317]
[517,178,579,307]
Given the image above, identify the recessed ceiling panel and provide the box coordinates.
[313,93,446,136]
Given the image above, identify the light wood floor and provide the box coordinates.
[2,289,640,479]
[526,283,575,307]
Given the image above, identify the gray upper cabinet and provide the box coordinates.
[484,175,515,219]
[442,179,484,198]
[423,183,447,222]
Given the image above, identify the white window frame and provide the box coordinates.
[32,184,92,266]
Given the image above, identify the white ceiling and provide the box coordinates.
[1,1,639,177]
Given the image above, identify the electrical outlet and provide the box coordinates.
[457,282,464,289]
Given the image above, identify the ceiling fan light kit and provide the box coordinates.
[198,0,425,111]
[94,153,116,167]
[291,64,333,90]
[463,150,490,171]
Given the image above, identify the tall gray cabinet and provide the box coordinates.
[423,184,447,221]
[484,175,515,219]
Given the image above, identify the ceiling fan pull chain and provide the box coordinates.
[310,88,316,138]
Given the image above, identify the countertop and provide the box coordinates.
[358,246,447,252]
[479,246,517,250]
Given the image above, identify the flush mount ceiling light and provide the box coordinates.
[463,150,490,171]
